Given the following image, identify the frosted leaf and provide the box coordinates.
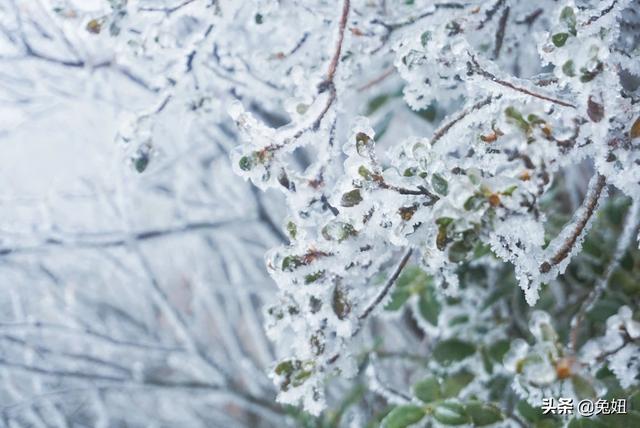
[608,344,640,389]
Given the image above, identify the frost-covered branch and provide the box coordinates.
[540,173,607,273]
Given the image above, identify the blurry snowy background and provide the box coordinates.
[0,1,291,426]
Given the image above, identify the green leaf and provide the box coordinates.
[487,375,510,401]
[374,111,393,140]
[432,173,449,196]
[417,286,441,326]
[358,165,372,180]
[420,31,432,47]
[448,241,469,263]
[385,289,411,311]
[341,189,363,207]
[441,370,474,398]
[587,298,621,324]
[562,60,576,77]
[505,107,531,134]
[571,375,597,400]
[436,217,454,227]
[433,339,476,365]
[433,401,470,425]
[448,315,469,326]
[367,94,391,115]
[465,401,503,426]
[488,340,510,362]
[560,7,577,35]
[238,155,254,171]
[332,286,351,320]
[437,224,449,251]
[274,360,294,375]
[384,266,429,311]
[464,195,484,211]
[304,271,324,284]
[480,346,493,374]
[356,132,372,155]
[321,221,357,242]
[135,155,150,173]
[535,419,563,428]
[396,266,429,291]
[415,103,437,122]
[381,405,426,428]
[568,417,608,428]
[281,255,303,271]
[602,411,640,428]
[286,222,297,240]
[403,167,417,177]
[552,33,569,47]
[517,400,543,422]
[413,377,441,403]
[501,185,518,196]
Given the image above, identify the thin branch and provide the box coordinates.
[357,67,395,92]
[540,174,607,273]
[265,0,351,151]
[0,322,183,352]
[515,8,543,26]
[359,248,413,321]
[0,219,244,256]
[583,0,618,27]
[477,0,506,30]
[251,187,288,243]
[467,55,577,108]
[431,96,495,145]
[0,334,131,376]
[366,356,412,404]
[326,0,351,83]
[493,6,510,59]
[569,197,640,351]
[327,249,413,365]
[370,2,465,53]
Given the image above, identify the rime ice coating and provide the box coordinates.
[226,0,640,414]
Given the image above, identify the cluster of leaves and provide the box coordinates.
[323,195,640,427]
[226,0,640,415]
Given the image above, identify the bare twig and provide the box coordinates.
[327,0,351,83]
[477,0,506,30]
[515,8,543,26]
[0,219,244,256]
[493,6,510,59]
[357,67,395,92]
